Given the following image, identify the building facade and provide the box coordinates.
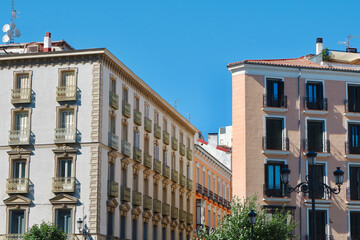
[228,38,360,239]
[194,132,232,232]
[0,34,197,240]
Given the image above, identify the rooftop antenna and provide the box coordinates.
[338,36,360,49]
[172,98,180,110]
[2,0,21,44]
[185,112,191,122]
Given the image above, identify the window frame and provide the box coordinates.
[58,68,78,88]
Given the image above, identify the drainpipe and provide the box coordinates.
[298,67,302,238]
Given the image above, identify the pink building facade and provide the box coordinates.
[228,43,360,239]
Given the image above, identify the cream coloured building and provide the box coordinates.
[0,33,197,240]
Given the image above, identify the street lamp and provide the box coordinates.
[280,151,344,240]
[77,217,88,239]
[248,210,256,240]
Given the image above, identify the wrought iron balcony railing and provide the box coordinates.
[163,131,170,145]
[56,85,77,101]
[109,91,119,109]
[154,159,161,174]
[153,199,162,213]
[132,190,142,206]
[162,202,170,216]
[54,128,76,143]
[262,136,289,151]
[144,153,152,168]
[6,178,29,194]
[144,117,152,133]
[154,124,161,139]
[304,234,333,240]
[263,94,287,108]
[108,180,119,197]
[11,88,31,104]
[120,186,131,202]
[143,195,152,210]
[347,187,360,201]
[121,140,131,157]
[108,132,119,150]
[196,183,203,194]
[171,206,179,219]
[209,190,214,200]
[304,97,328,111]
[134,109,142,125]
[122,101,131,118]
[345,141,360,154]
[263,183,290,198]
[203,187,208,197]
[133,146,142,163]
[303,139,330,153]
[52,177,75,193]
[9,130,30,145]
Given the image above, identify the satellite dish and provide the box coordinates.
[10,22,16,29]
[2,24,10,33]
[6,30,13,38]
[11,11,17,19]
[2,34,10,43]
[14,28,21,37]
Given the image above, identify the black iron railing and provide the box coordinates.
[263,94,287,108]
[263,184,290,198]
[304,97,328,111]
[303,139,330,153]
[345,99,360,113]
[262,136,289,151]
[345,141,360,154]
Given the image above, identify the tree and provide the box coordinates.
[195,196,296,240]
[23,222,67,240]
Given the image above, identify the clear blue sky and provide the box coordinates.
[2,0,360,139]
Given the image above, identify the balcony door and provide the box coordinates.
[60,110,74,129]
[9,210,25,234]
[307,120,324,152]
[59,159,72,178]
[55,209,72,234]
[306,81,323,109]
[265,162,284,197]
[266,78,284,107]
[350,212,360,239]
[13,160,26,179]
[16,74,30,100]
[349,124,360,154]
[15,112,28,131]
[309,210,326,240]
[350,166,360,200]
[348,85,360,112]
[266,118,283,150]
[309,164,325,199]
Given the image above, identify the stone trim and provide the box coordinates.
[120,203,131,216]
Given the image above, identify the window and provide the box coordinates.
[154,111,159,125]
[9,210,25,234]
[163,118,168,132]
[55,107,76,143]
[135,96,140,111]
[347,84,360,112]
[213,175,216,193]
[61,71,76,88]
[350,166,360,200]
[265,78,285,107]
[179,232,183,240]
[196,165,200,184]
[350,211,360,239]
[58,159,72,178]
[107,211,113,236]
[133,173,139,192]
[132,219,137,240]
[109,115,116,135]
[144,137,149,155]
[153,225,157,240]
[143,222,148,240]
[108,162,114,182]
[55,209,72,234]
[202,168,206,188]
[163,149,167,165]
[122,124,128,141]
[208,209,211,226]
[208,172,211,191]
[306,81,326,110]
[265,118,284,150]
[60,110,74,129]
[12,111,30,144]
[171,230,175,240]
[121,168,127,187]
[180,132,184,145]
[172,125,176,138]
[307,120,326,152]
[120,216,126,239]
[171,154,176,171]
[265,161,285,197]
[162,227,166,240]
[12,160,26,179]
[57,69,76,101]
[162,186,167,203]
[110,77,116,93]
[123,87,128,102]
[154,181,158,200]
[196,199,204,226]
[218,179,221,195]
[308,210,327,239]
[154,145,160,161]
[180,159,184,175]
[213,212,216,228]
[134,130,140,149]
[12,72,31,103]
[145,105,150,118]
[308,163,325,199]
[144,178,149,196]
[348,123,360,154]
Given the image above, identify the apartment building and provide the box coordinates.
[194,132,231,232]
[0,33,197,240]
[228,38,360,239]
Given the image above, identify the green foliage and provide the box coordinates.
[322,47,333,62]
[194,196,296,240]
[23,222,67,240]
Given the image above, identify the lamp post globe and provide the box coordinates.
[306,151,317,166]
[280,165,291,185]
[248,209,257,224]
[333,167,344,186]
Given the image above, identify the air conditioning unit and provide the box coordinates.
[26,45,38,53]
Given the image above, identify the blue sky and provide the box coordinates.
[2,0,360,139]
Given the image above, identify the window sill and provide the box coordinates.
[262,150,290,155]
[303,152,330,158]
[345,154,360,159]
[344,112,360,117]
[346,200,360,205]
[262,107,288,113]
[303,110,328,115]
[263,197,291,203]
[304,199,332,206]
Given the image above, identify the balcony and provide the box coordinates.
[154,124,161,139]
[121,140,131,157]
[132,190,142,206]
[187,178,193,191]
[262,136,289,152]
[133,146,142,163]
[209,190,214,200]
[196,183,203,194]
[134,109,142,125]
[108,133,119,150]
[263,94,287,108]
[6,178,29,194]
[345,99,360,113]
[143,195,152,210]
[213,193,218,202]
[56,85,77,102]
[171,206,179,219]
[263,183,290,198]
[144,117,152,133]
[163,165,170,178]
[346,141,360,155]
[109,91,119,109]
[171,170,178,183]
[144,153,152,168]
[162,202,170,216]
[179,210,187,222]
[122,101,131,118]
[9,130,30,145]
[304,97,328,111]
[3,234,24,239]
[120,186,131,202]
[154,159,161,174]
[52,177,75,193]
[11,88,31,104]
[180,144,186,156]
[347,187,360,201]
[218,196,223,205]
[153,199,162,213]
[180,174,186,187]
[187,148,192,160]
[54,128,76,144]
[303,139,330,153]
[163,131,170,145]
[108,180,119,197]
[171,137,178,151]
[187,213,194,225]
[203,187,208,197]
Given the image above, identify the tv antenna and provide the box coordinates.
[337,36,360,49]
[2,0,21,44]
[172,98,180,110]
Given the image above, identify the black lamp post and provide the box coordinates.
[280,151,344,240]
[77,217,88,239]
[248,209,256,240]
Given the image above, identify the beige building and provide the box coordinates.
[0,33,197,240]
[228,38,360,239]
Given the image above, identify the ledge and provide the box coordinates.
[345,154,360,160]
[262,107,288,113]
[304,199,332,206]
[303,110,328,115]
[303,152,331,158]
[263,197,291,203]
[262,150,290,155]
[344,112,360,118]
[346,201,360,206]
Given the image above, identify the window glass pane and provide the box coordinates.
[59,159,72,178]
[15,112,28,130]
[275,165,280,189]
[17,74,29,89]
[62,71,75,86]
[120,216,126,239]
[10,210,25,234]
[55,209,72,234]
[153,225,157,240]
[132,219,137,240]
[60,110,74,128]
[143,222,148,240]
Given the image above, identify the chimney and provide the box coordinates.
[43,32,52,52]
[316,37,323,55]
